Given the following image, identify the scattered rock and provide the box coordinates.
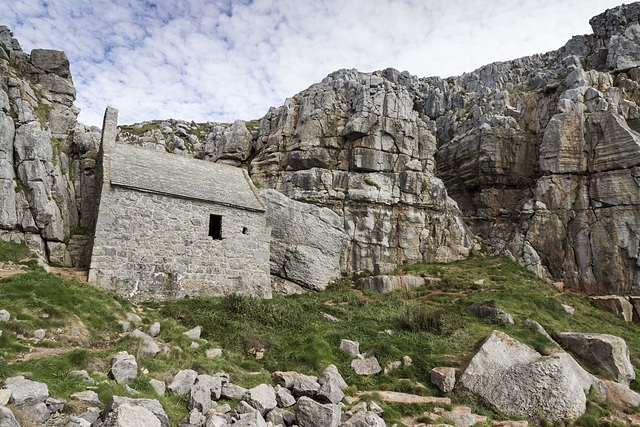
[351,357,382,375]
[374,391,450,404]
[126,313,142,322]
[322,312,339,322]
[168,369,198,396]
[45,397,66,413]
[33,329,46,339]
[272,371,298,389]
[99,396,170,427]
[244,384,277,415]
[340,339,360,358]
[188,384,213,414]
[150,379,165,397]
[129,329,161,358]
[221,382,247,400]
[0,388,12,405]
[555,332,636,385]
[384,361,401,374]
[266,407,296,426]
[70,370,95,384]
[0,309,10,322]
[401,355,412,366]
[23,402,50,423]
[195,374,223,400]
[118,320,131,332]
[593,296,634,322]
[293,374,321,397]
[109,351,138,384]
[469,303,514,324]
[275,386,296,408]
[295,396,341,427]
[101,403,162,427]
[189,341,200,349]
[431,367,456,393]
[0,406,19,427]
[341,411,386,426]
[318,364,348,389]
[234,410,268,427]
[71,390,101,405]
[206,348,223,358]
[183,326,201,339]
[3,377,48,406]
[148,322,161,337]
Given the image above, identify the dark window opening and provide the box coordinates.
[242,227,248,235]
[209,214,223,240]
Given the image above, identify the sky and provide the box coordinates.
[0,0,626,127]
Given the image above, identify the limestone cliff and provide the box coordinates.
[5,2,640,296]
[0,26,99,267]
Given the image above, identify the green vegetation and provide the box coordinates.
[0,240,31,263]
[33,102,51,129]
[422,178,429,192]
[12,177,26,194]
[1,237,639,425]
[364,177,381,190]
[245,119,260,132]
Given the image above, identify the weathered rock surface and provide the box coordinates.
[0,405,19,427]
[295,396,341,427]
[457,330,588,421]
[109,351,137,384]
[3,377,48,406]
[168,369,198,396]
[98,396,169,427]
[555,332,636,385]
[351,357,382,376]
[430,367,456,394]
[360,275,426,293]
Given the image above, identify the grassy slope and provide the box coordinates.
[0,240,638,425]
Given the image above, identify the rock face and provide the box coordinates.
[555,332,636,385]
[457,330,588,422]
[7,2,640,297]
[0,26,100,267]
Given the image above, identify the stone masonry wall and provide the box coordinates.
[88,185,271,302]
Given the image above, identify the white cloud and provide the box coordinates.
[0,0,625,126]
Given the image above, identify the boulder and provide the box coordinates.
[272,371,298,389]
[221,382,247,400]
[262,189,348,291]
[109,351,137,384]
[555,332,635,385]
[244,384,277,415]
[316,380,345,404]
[266,407,296,426]
[23,402,50,423]
[593,296,634,321]
[168,369,198,396]
[0,406,19,427]
[2,377,48,406]
[183,326,201,339]
[101,403,161,427]
[0,309,9,321]
[319,364,348,389]
[70,390,101,405]
[148,322,161,337]
[457,330,588,421]
[469,303,514,324]
[188,384,213,414]
[149,379,165,397]
[341,411,386,426]
[234,410,268,427]
[351,357,382,376]
[69,369,95,384]
[292,374,321,397]
[195,374,223,400]
[45,397,66,413]
[99,396,169,427]
[206,348,223,358]
[340,339,360,358]
[129,329,160,358]
[295,396,341,427]
[275,386,296,408]
[430,367,456,393]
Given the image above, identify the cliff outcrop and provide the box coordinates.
[0,26,99,268]
[5,2,640,295]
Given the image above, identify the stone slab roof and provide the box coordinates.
[108,143,265,211]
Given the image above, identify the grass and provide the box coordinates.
[364,177,381,190]
[0,240,31,263]
[1,239,639,425]
[33,103,51,129]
